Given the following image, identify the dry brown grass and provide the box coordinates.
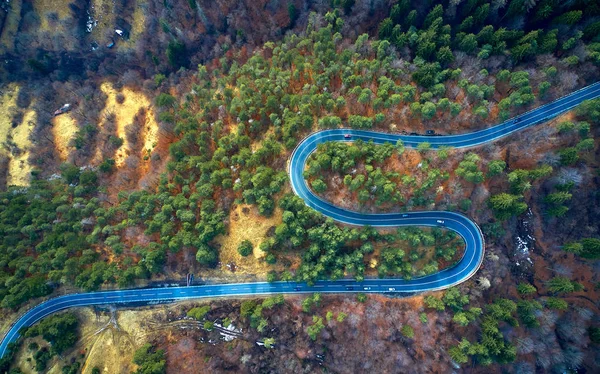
[13,336,46,373]
[35,0,72,33]
[97,82,158,167]
[141,110,159,156]
[215,204,283,277]
[1,0,77,53]
[78,308,146,374]
[52,113,78,161]
[33,0,78,53]
[0,84,19,146]
[250,127,275,152]
[8,109,36,186]
[122,0,147,48]
[0,85,35,186]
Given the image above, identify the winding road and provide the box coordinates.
[1,82,600,358]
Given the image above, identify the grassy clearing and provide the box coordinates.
[98,82,157,167]
[122,0,148,48]
[141,107,158,158]
[14,336,46,373]
[35,0,72,32]
[8,109,36,186]
[87,0,148,50]
[52,113,78,161]
[216,204,283,276]
[0,84,19,147]
[1,0,76,53]
[0,84,35,186]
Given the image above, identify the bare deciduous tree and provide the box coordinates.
[556,168,583,186]
[476,276,491,290]
[512,361,534,374]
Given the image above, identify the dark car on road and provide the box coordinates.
[425,130,435,135]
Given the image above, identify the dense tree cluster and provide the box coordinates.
[305,140,451,208]
[132,343,167,374]
[562,238,600,259]
[239,295,285,333]
[377,227,462,278]
[0,172,104,309]
[24,312,79,355]
[424,288,481,328]
[446,282,593,368]
[374,0,600,124]
[306,140,406,205]
[187,305,211,320]
[8,312,81,371]
[378,0,597,68]
[448,298,518,365]
[270,194,463,284]
[487,164,553,220]
[455,153,484,184]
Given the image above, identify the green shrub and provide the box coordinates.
[238,240,253,257]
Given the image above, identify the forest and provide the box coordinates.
[1,0,600,372]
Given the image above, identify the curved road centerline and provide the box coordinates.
[2,83,600,358]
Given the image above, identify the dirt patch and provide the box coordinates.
[10,307,156,373]
[77,308,146,374]
[52,113,78,161]
[215,204,283,277]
